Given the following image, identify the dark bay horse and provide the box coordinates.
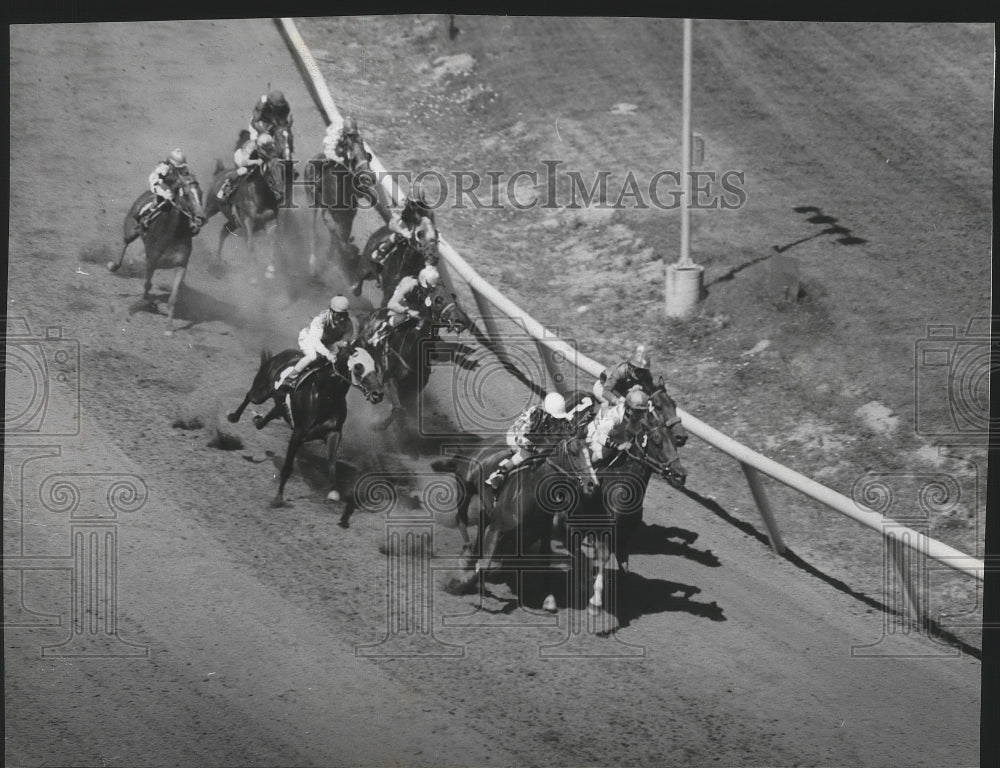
[442,433,601,602]
[565,389,687,575]
[305,133,382,279]
[204,129,292,281]
[357,294,473,430]
[352,217,440,304]
[109,180,206,335]
[226,342,384,507]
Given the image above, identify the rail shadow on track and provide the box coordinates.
[680,485,982,659]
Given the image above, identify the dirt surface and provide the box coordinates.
[6,17,986,768]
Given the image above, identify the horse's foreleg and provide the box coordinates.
[373,380,403,431]
[272,429,304,508]
[308,208,320,277]
[164,266,187,336]
[264,222,276,280]
[325,430,342,502]
[214,223,231,269]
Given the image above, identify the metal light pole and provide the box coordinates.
[665,18,705,317]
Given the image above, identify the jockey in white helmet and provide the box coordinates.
[275,295,354,393]
[367,265,441,348]
[138,149,196,227]
[486,392,575,490]
[587,386,650,466]
[217,133,278,203]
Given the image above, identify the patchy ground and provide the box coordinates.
[5,17,987,768]
[301,15,991,636]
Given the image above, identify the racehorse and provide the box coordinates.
[593,370,689,448]
[204,128,292,281]
[305,132,382,278]
[357,293,472,430]
[226,341,384,507]
[352,217,440,305]
[564,389,687,572]
[109,179,206,335]
[442,433,602,604]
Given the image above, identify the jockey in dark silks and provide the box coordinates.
[594,344,656,409]
[275,295,354,393]
[216,133,280,204]
[486,392,576,490]
[374,180,437,264]
[366,265,441,348]
[138,148,197,229]
[250,90,293,152]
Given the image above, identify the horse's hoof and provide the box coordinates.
[326,489,341,502]
[226,412,240,424]
[252,415,265,430]
[270,497,286,509]
[542,595,558,613]
[107,261,119,272]
[587,603,603,617]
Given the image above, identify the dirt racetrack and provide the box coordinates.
[6,18,985,768]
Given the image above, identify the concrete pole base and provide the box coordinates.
[664,263,704,318]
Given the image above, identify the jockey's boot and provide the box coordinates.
[217,177,237,203]
[276,368,301,395]
[137,201,163,230]
[486,459,512,491]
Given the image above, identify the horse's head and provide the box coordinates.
[432,294,472,334]
[345,344,384,404]
[619,410,687,489]
[177,179,206,231]
[649,378,688,447]
[550,434,600,497]
[411,217,440,264]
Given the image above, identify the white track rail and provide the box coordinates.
[274,18,983,610]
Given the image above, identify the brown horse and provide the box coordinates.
[352,217,440,305]
[204,129,292,281]
[109,180,205,335]
[226,342,384,507]
[356,293,472,431]
[442,433,601,604]
[305,132,383,279]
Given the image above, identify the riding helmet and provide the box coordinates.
[168,148,187,167]
[628,344,650,369]
[268,90,287,105]
[543,392,570,420]
[624,387,650,412]
[342,116,359,135]
[418,265,441,288]
[329,295,350,313]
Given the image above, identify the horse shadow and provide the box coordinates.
[628,522,721,567]
[610,569,726,627]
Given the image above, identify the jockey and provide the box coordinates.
[593,344,656,409]
[138,149,195,228]
[275,296,354,393]
[217,133,278,203]
[367,265,441,347]
[250,90,293,142]
[586,387,650,466]
[374,180,438,265]
[486,392,575,490]
[322,115,362,164]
